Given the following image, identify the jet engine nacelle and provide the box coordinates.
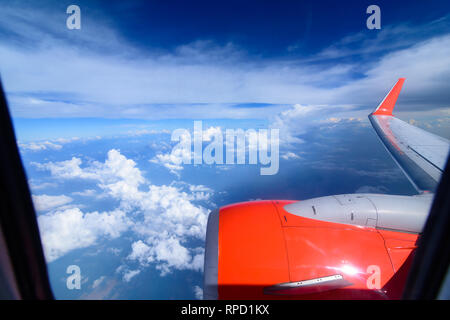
[203,194,433,299]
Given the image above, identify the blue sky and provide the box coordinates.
[1,0,450,127]
[0,1,449,300]
[95,0,449,57]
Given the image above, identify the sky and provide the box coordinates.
[1,0,450,125]
[0,0,449,299]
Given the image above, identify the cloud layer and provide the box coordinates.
[34,149,213,277]
[1,3,449,119]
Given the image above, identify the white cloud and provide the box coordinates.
[92,276,106,289]
[150,125,248,175]
[270,103,369,146]
[271,104,350,145]
[127,240,153,266]
[150,238,191,275]
[35,149,213,275]
[150,129,193,174]
[193,286,203,300]
[123,269,141,282]
[37,208,130,262]
[130,185,210,240]
[128,238,204,276]
[322,117,363,124]
[32,157,99,180]
[281,152,301,160]
[72,189,97,197]
[28,180,58,191]
[188,184,213,193]
[126,129,171,136]
[32,194,73,212]
[33,150,145,188]
[188,185,214,201]
[107,247,122,256]
[151,150,186,174]
[18,137,86,152]
[19,141,62,151]
[354,185,389,194]
[53,137,80,143]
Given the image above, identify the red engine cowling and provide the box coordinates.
[203,200,418,300]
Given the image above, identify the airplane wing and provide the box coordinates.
[368,78,450,193]
[203,78,448,300]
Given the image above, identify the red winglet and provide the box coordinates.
[372,78,405,116]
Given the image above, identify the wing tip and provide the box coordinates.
[371,78,406,116]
